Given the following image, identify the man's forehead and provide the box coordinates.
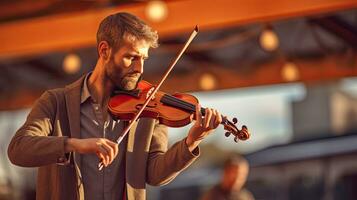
[123,34,150,50]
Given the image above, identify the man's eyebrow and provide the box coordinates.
[125,51,140,57]
[125,52,149,59]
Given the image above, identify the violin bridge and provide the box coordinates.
[146,86,156,100]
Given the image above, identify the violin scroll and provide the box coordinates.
[223,117,250,143]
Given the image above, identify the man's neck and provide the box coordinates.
[88,64,114,107]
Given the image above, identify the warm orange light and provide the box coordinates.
[281,61,299,82]
[63,53,81,74]
[199,73,217,90]
[259,28,279,51]
[145,0,168,22]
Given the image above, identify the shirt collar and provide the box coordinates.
[81,73,92,104]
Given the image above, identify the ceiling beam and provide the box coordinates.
[0,0,59,20]
[0,0,356,60]
[309,16,357,48]
[154,53,357,93]
[2,52,356,110]
[0,89,43,111]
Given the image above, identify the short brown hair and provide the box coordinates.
[96,12,159,49]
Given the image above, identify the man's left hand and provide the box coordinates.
[185,104,222,152]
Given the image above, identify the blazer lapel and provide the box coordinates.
[65,75,85,168]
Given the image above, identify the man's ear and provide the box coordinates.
[98,41,111,60]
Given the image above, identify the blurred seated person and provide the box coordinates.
[201,155,254,200]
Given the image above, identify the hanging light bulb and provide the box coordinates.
[259,25,279,51]
[281,61,299,82]
[199,73,217,90]
[145,0,168,22]
[63,53,81,74]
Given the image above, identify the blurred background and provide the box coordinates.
[1,0,357,199]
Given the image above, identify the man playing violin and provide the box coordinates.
[8,12,222,200]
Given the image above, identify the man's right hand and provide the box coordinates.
[65,138,119,167]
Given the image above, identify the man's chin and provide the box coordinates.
[121,80,139,91]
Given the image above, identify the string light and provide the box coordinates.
[281,61,299,82]
[63,53,81,74]
[259,26,279,51]
[145,0,168,22]
[199,73,217,90]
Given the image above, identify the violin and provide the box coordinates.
[108,80,250,142]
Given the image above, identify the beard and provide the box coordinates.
[106,68,142,91]
[119,73,142,91]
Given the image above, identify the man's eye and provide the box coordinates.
[125,56,134,61]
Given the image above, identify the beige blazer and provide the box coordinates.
[8,75,198,200]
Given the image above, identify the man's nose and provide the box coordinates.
[133,59,144,73]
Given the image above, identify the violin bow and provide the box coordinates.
[98,26,199,170]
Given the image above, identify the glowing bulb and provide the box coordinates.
[259,28,279,51]
[145,0,168,22]
[63,53,81,74]
[199,73,217,90]
[281,61,299,82]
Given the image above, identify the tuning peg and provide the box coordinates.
[234,136,239,143]
[233,118,238,124]
[225,132,231,137]
[239,125,250,140]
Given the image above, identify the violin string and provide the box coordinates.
[162,94,230,124]
[162,94,197,111]
[164,96,195,112]
[161,94,196,112]
[161,94,208,115]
